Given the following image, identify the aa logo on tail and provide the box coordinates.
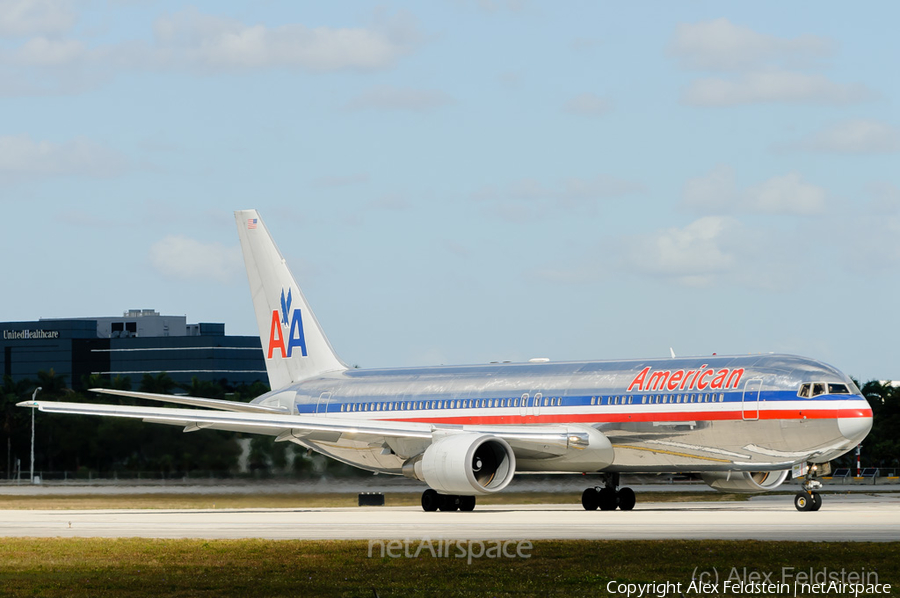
[268,288,308,359]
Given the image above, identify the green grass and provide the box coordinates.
[0,538,896,597]
[0,491,755,510]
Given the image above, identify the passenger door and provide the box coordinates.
[316,391,332,415]
[741,379,762,421]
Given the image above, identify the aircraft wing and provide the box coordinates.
[18,400,592,456]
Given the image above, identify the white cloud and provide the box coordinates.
[474,175,644,222]
[0,134,126,177]
[152,9,417,72]
[563,92,612,117]
[0,9,420,96]
[683,164,736,212]
[345,85,453,112]
[622,216,738,287]
[0,0,75,37]
[8,36,89,67]
[683,166,826,216]
[536,214,811,290]
[789,120,900,154]
[149,235,242,284]
[745,172,826,215]
[670,18,834,71]
[682,70,874,106]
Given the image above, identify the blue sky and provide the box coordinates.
[1,1,898,381]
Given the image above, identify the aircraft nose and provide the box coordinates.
[838,414,872,444]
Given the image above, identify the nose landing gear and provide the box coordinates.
[794,463,823,512]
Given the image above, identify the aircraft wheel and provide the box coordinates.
[598,487,618,511]
[459,496,476,511]
[794,491,813,512]
[438,495,460,511]
[617,487,636,511]
[581,488,600,511]
[422,489,440,512]
[810,492,822,511]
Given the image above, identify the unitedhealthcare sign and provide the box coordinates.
[2,329,60,340]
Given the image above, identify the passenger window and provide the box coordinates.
[642,396,647,404]
[591,397,596,405]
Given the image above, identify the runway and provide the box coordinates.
[2,494,899,541]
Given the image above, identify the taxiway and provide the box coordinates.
[1,494,898,541]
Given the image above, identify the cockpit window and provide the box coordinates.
[799,381,853,398]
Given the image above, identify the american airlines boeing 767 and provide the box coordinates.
[20,210,873,512]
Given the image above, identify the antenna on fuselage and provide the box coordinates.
[670,348,676,359]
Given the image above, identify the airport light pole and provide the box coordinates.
[30,387,41,484]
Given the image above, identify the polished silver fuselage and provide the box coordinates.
[253,354,872,475]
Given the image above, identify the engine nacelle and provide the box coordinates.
[700,470,789,493]
[403,433,516,495]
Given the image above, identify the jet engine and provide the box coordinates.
[402,433,516,495]
[700,470,789,493]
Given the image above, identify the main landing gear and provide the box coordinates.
[794,463,823,512]
[421,489,476,512]
[581,473,635,511]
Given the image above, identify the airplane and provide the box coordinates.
[20,210,873,513]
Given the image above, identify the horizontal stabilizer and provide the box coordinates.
[88,388,287,413]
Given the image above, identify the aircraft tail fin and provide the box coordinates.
[235,210,346,388]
